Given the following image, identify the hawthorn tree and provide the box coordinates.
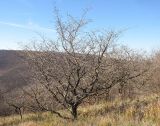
[23,12,149,120]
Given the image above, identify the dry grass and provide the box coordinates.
[0,94,160,126]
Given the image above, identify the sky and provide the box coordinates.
[0,0,160,52]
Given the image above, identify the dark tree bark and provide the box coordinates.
[71,104,78,120]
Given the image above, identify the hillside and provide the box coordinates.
[0,50,160,126]
[0,50,28,92]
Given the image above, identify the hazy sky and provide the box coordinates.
[0,0,160,51]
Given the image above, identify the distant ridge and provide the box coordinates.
[0,50,28,92]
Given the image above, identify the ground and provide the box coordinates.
[0,94,160,126]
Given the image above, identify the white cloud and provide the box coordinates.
[0,21,55,33]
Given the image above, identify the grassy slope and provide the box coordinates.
[0,94,160,126]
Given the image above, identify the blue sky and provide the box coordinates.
[0,0,160,51]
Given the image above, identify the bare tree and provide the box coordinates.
[5,89,25,120]
[22,12,149,120]
[115,48,152,99]
[146,50,160,94]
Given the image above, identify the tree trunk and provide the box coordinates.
[17,108,23,120]
[71,105,78,120]
[105,89,110,101]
